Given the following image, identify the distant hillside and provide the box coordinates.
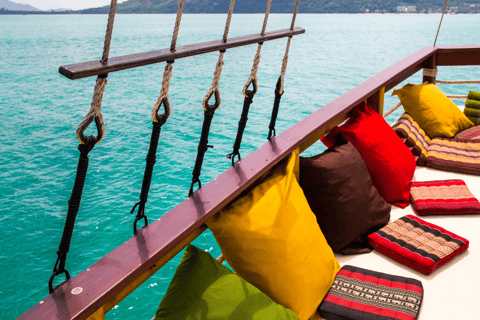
[80,0,480,14]
[1,0,480,14]
[0,0,39,11]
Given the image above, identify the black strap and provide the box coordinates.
[189,108,215,196]
[49,136,96,293]
[130,117,166,235]
[227,79,257,165]
[268,76,283,140]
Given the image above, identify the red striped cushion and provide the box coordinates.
[367,215,469,275]
[318,265,423,320]
[410,180,480,216]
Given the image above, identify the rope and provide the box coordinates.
[49,138,96,293]
[225,0,273,163]
[223,0,236,43]
[203,51,225,110]
[101,0,118,63]
[76,0,118,145]
[383,101,403,118]
[151,0,185,121]
[447,95,468,99]
[151,62,174,122]
[267,0,300,140]
[242,0,273,96]
[170,0,185,51]
[434,0,449,46]
[435,80,480,84]
[422,68,438,77]
[189,109,215,196]
[50,0,118,293]
[131,0,185,234]
[202,0,235,109]
[190,0,236,195]
[279,0,299,94]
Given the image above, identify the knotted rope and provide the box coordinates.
[242,0,272,96]
[132,0,185,234]
[278,0,299,95]
[226,1,273,164]
[76,0,117,145]
[151,0,185,122]
[202,0,236,110]
[190,0,236,196]
[267,0,300,140]
[50,0,118,293]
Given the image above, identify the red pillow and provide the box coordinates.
[322,102,415,208]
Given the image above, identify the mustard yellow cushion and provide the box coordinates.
[206,150,340,320]
[392,83,473,138]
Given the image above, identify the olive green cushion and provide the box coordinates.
[155,245,299,320]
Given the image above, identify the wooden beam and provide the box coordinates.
[101,226,207,314]
[436,46,480,66]
[59,27,305,80]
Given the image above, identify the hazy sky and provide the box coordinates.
[15,0,127,11]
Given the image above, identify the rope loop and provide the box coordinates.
[76,113,104,147]
[244,77,257,98]
[152,61,174,122]
[154,97,171,124]
[203,89,221,112]
[76,76,108,145]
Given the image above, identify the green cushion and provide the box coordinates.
[155,245,299,320]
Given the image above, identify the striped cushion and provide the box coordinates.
[318,265,423,320]
[455,125,480,140]
[410,180,480,216]
[426,137,480,175]
[393,113,430,166]
[367,215,469,275]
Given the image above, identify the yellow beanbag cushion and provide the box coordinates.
[206,150,340,320]
[392,83,473,138]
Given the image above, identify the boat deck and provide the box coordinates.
[312,149,480,320]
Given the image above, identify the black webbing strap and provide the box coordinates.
[226,79,257,165]
[268,76,284,140]
[130,115,167,235]
[49,136,96,294]
[189,108,215,196]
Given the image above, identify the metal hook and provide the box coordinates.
[48,256,71,294]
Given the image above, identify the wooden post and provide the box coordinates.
[423,53,437,83]
[366,87,385,115]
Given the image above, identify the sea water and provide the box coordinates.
[1,13,480,319]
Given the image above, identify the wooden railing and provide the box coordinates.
[18,45,480,320]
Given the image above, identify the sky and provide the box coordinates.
[14,0,127,11]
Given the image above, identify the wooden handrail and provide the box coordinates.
[19,45,480,320]
[59,27,305,80]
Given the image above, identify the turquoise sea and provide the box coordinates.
[2,13,480,319]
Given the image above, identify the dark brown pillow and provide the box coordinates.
[300,139,391,255]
